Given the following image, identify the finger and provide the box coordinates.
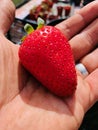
[55,1,98,40]
[63,69,98,126]
[85,69,98,105]
[0,0,15,34]
[70,18,98,61]
[80,48,98,73]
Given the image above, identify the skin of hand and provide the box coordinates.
[0,1,98,130]
[0,0,15,34]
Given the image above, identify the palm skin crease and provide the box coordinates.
[0,1,98,130]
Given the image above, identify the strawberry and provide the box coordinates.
[19,18,77,97]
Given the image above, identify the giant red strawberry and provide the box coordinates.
[19,22,77,97]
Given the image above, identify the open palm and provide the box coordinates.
[0,1,98,130]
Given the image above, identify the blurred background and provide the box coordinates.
[9,0,95,44]
[7,0,92,44]
[8,0,82,44]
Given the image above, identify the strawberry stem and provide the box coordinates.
[24,24,34,34]
[21,36,26,42]
[37,17,45,29]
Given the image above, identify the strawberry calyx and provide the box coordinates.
[24,23,34,34]
[21,17,45,42]
[37,17,45,29]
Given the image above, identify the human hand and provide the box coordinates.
[0,1,98,130]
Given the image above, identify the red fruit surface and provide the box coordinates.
[19,26,77,97]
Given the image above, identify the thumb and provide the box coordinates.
[0,0,15,34]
